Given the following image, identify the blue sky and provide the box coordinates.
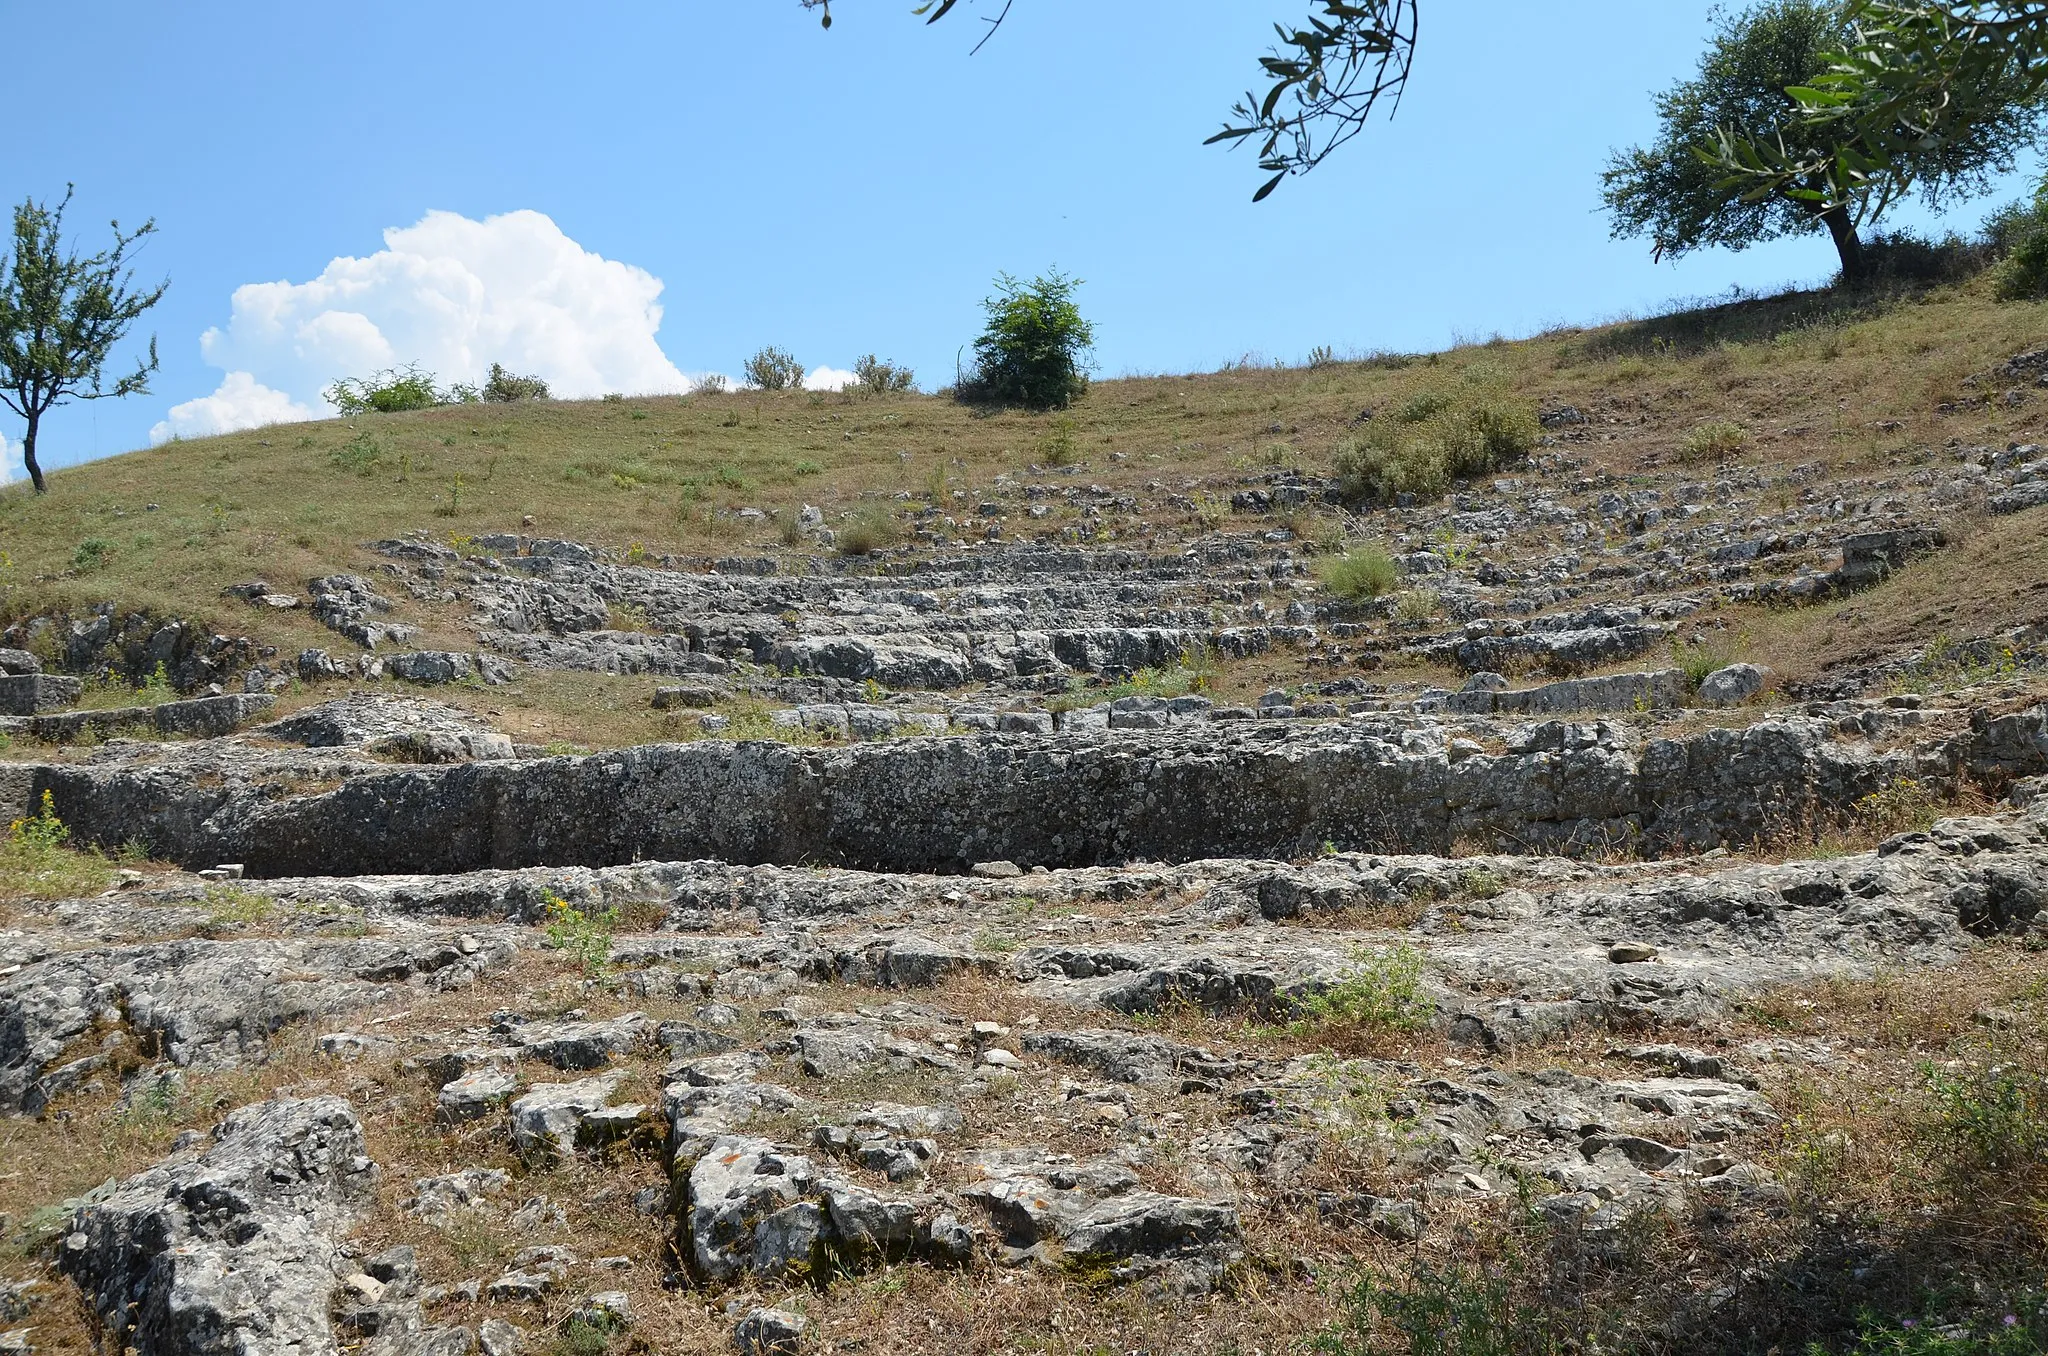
[7,0,2039,476]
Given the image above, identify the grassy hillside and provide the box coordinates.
[1,270,2044,747]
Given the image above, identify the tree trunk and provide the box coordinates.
[21,411,46,494]
[1822,203,1868,286]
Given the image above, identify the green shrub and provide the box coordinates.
[542,891,617,975]
[330,432,382,476]
[473,362,550,402]
[836,506,901,556]
[1395,589,1441,625]
[1858,229,1992,287]
[556,1317,617,1356]
[1922,1059,2048,1193]
[1853,778,1947,837]
[743,346,805,392]
[1316,545,1399,601]
[1681,420,1749,463]
[71,538,112,572]
[325,364,445,415]
[1457,399,1539,473]
[962,269,1095,411]
[1290,945,1430,1035]
[1673,635,1736,690]
[1333,395,1537,507]
[1333,432,1447,504]
[1037,417,1078,467]
[1397,389,1455,424]
[852,353,916,395]
[1989,184,2048,301]
[202,885,275,928]
[1999,227,2048,301]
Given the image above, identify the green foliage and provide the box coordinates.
[1604,3,1856,268]
[0,187,168,493]
[1853,777,1946,836]
[1037,416,1079,467]
[138,661,175,704]
[11,790,68,851]
[1333,394,1535,506]
[2,790,114,903]
[1290,944,1429,1035]
[1821,1300,2048,1355]
[1923,1060,2048,1183]
[973,928,1020,955]
[1204,0,1416,202]
[325,363,445,415]
[1992,180,2048,301]
[1316,544,1399,601]
[71,537,112,573]
[468,362,550,403]
[743,345,805,392]
[1310,1255,1572,1356]
[1461,867,1504,900]
[1674,635,1738,690]
[852,353,916,395]
[554,1317,617,1356]
[964,270,1095,411]
[1395,589,1441,625]
[836,505,901,556]
[201,885,275,928]
[1397,389,1455,423]
[1716,0,2048,229]
[1629,1,2042,280]
[542,891,617,975]
[330,431,382,475]
[1681,420,1751,462]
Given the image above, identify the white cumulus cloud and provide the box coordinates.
[157,209,690,443]
[151,372,314,443]
[0,431,22,484]
[804,365,858,392]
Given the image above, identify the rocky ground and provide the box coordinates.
[4,346,2048,1353]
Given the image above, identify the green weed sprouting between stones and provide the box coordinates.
[1680,420,1750,463]
[542,891,617,975]
[1315,545,1399,601]
[2,791,116,904]
[138,661,176,705]
[1289,944,1430,1035]
[1853,779,1949,837]
[200,885,275,928]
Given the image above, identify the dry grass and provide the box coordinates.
[8,904,2048,1353]
[1738,506,2048,690]
[0,275,2039,736]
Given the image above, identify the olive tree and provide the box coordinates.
[1603,0,2038,283]
[0,189,168,494]
[1714,1,2048,222]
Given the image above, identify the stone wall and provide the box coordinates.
[24,708,2048,877]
